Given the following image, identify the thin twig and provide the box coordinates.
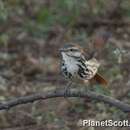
[0,89,130,112]
[75,19,130,28]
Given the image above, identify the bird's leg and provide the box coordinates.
[64,82,72,97]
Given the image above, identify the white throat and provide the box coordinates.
[61,52,79,75]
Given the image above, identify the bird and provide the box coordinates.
[59,44,108,94]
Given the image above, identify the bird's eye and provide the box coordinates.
[70,48,77,51]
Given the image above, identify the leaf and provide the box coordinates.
[0,1,8,23]
[0,34,9,45]
[36,8,54,25]
[127,92,130,97]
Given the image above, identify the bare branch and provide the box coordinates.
[0,89,130,112]
[75,19,130,28]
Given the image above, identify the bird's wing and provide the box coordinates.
[85,58,100,78]
[85,58,108,86]
[86,58,100,68]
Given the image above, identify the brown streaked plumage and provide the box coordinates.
[60,43,108,86]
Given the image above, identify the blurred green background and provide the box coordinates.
[0,0,130,130]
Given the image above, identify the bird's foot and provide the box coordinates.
[64,86,70,97]
[63,82,72,97]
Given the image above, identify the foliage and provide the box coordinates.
[0,0,130,129]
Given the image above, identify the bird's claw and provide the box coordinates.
[63,82,72,98]
[64,87,70,97]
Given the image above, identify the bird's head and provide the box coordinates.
[59,44,84,58]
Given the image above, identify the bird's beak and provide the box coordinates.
[59,48,63,52]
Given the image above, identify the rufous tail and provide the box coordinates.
[91,73,108,86]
